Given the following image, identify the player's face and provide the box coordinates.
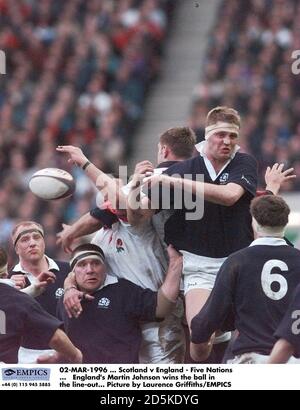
[15,225,45,262]
[206,131,238,162]
[75,258,106,293]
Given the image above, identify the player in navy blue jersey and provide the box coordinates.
[0,282,82,364]
[128,106,258,360]
[55,243,183,363]
[191,195,300,363]
[9,221,70,363]
[268,283,300,363]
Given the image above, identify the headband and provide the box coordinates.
[205,121,240,140]
[70,250,105,270]
[13,228,44,247]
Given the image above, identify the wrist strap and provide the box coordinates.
[82,161,91,171]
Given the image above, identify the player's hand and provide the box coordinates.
[56,145,89,168]
[56,223,74,253]
[265,163,296,195]
[134,160,154,176]
[63,287,94,318]
[37,348,83,364]
[35,271,56,290]
[10,274,26,290]
[167,244,183,269]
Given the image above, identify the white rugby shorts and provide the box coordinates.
[181,250,227,294]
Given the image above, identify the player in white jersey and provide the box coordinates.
[57,128,196,363]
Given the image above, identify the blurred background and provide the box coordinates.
[0,0,300,263]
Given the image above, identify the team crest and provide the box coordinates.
[116,238,125,253]
[55,288,64,298]
[219,173,229,184]
[98,297,110,308]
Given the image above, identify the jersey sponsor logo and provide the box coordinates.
[219,173,229,184]
[116,238,125,253]
[98,297,110,308]
[55,288,64,298]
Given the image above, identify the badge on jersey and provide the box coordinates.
[116,238,125,253]
[219,173,229,184]
[98,297,110,308]
[55,288,64,298]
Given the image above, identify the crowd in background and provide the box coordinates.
[188,0,300,190]
[0,0,175,261]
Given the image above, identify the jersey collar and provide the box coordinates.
[95,274,118,291]
[12,255,60,274]
[195,140,240,181]
[249,237,288,247]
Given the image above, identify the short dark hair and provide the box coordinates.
[159,127,196,159]
[70,243,105,270]
[250,195,290,227]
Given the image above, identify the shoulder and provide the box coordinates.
[234,152,257,167]
[54,260,70,276]
[164,155,202,175]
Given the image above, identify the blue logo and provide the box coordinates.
[2,368,50,381]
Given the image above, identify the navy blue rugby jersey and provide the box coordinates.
[0,283,62,363]
[191,238,300,356]
[57,277,157,363]
[9,259,69,349]
[275,283,300,357]
[158,152,258,258]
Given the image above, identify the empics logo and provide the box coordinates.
[2,368,51,381]
[0,50,6,74]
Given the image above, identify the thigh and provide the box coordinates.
[185,288,211,329]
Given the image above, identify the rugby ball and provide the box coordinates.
[29,168,75,200]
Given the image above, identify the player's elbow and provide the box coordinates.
[222,192,240,206]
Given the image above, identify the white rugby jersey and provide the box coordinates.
[92,219,167,291]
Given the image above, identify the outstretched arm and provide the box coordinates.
[56,145,126,209]
[57,212,103,253]
[47,328,82,363]
[155,245,182,319]
[267,339,295,364]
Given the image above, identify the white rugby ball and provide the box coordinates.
[29,168,75,200]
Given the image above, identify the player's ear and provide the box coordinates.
[163,145,170,159]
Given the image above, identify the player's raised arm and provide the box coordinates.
[56,145,126,210]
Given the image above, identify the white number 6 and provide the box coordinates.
[261,260,288,301]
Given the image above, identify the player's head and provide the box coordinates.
[157,126,196,163]
[205,106,240,161]
[250,195,290,238]
[0,247,8,278]
[12,221,45,262]
[70,244,106,293]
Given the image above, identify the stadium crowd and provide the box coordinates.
[189,0,300,190]
[0,0,175,261]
